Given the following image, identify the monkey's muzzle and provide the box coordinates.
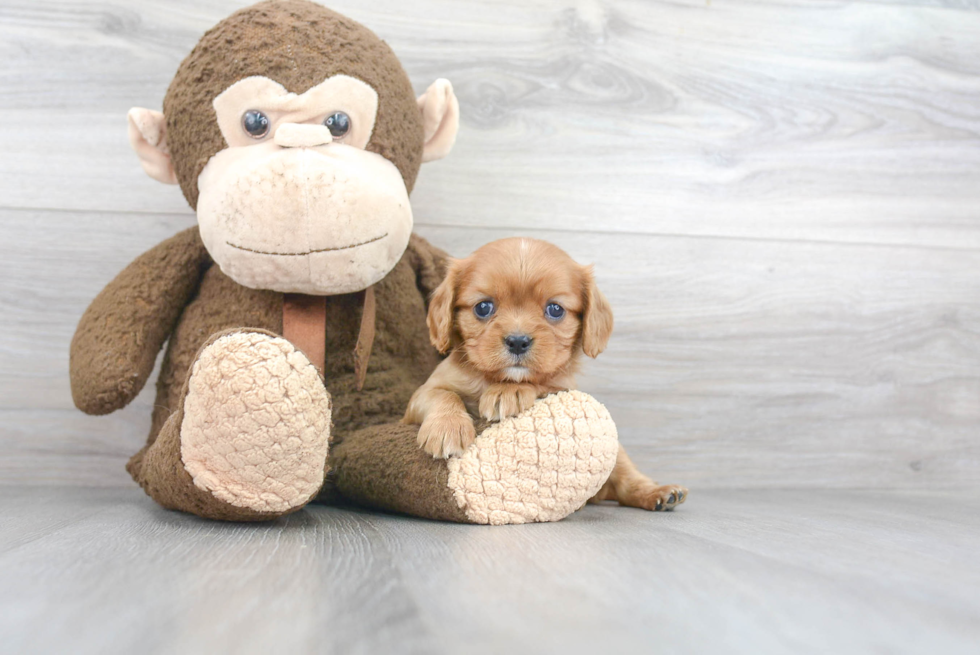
[195,142,413,295]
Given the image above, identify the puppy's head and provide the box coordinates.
[428,237,614,383]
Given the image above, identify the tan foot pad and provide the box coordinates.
[181,332,331,514]
[447,390,619,525]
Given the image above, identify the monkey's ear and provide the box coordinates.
[427,258,462,354]
[127,108,178,185]
[417,79,460,163]
[581,265,614,358]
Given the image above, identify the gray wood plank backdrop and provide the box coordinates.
[1,0,978,491]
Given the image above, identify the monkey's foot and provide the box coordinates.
[447,390,619,525]
[179,331,332,515]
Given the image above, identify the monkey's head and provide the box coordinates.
[128,0,459,294]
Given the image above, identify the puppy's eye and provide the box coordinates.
[545,303,565,320]
[474,300,495,319]
[242,110,270,138]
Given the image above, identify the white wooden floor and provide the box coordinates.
[1,487,978,654]
[2,0,980,652]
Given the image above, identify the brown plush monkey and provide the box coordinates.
[70,0,620,524]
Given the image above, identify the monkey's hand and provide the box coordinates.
[479,383,539,421]
[417,411,477,459]
[70,227,210,415]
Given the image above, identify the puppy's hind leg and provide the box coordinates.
[589,445,687,511]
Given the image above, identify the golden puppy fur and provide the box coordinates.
[403,237,687,511]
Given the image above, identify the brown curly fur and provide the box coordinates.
[163,0,425,208]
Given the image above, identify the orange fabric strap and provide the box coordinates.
[282,286,375,389]
[282,294,327,376]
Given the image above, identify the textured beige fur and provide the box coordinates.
[196,141,413,295]
[127,108,178,185]
[181,332,331,513]
[417,79,460,163]
[446,391,618,525]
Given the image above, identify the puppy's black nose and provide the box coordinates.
[505,334,532,355]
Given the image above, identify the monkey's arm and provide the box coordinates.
[70,227,211,415]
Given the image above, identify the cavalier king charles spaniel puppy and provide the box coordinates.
[403,237,687,511]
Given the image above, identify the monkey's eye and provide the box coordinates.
[545,303,565,320]
[241,110,270,139]
[474,301,495,319]
[324,111,351,138]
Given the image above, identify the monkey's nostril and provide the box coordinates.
[504,334,532,356]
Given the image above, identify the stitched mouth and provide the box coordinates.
[226,233,387,256]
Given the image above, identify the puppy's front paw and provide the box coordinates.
[418,413,477,459]
[479,383,539,421]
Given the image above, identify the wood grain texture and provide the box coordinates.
[2,0,980,246]
[1,0,979,493]
[1,486,978,654]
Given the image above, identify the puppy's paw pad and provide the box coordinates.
[418,413,477,459]
[635,484,688,512]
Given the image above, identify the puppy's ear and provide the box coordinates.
[427,259,462,354]
[581,265,614,358]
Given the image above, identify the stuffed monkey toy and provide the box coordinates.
[70,0,620,525]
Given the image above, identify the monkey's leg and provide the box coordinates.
[327,390,619,525]
[126,329,331,521]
